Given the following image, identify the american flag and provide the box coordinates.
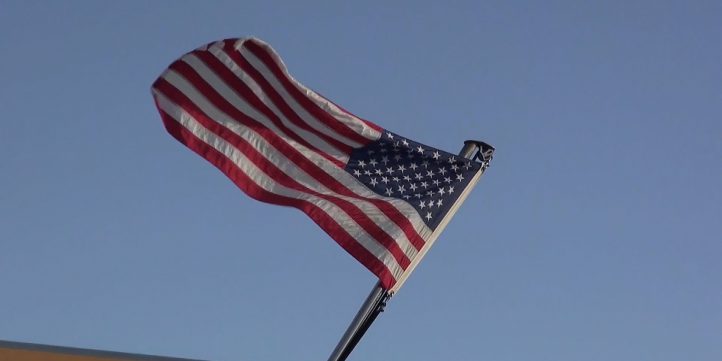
[151,37,493,290]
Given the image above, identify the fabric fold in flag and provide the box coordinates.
[151,37,493,290]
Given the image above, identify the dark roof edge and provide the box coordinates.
[0,339,207,361]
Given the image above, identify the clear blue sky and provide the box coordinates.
[1,1,720,360]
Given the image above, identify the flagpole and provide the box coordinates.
[327,140,492,361]
[326,281,389,361]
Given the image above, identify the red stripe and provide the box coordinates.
[193,45,426,251]
[214,41,358,153]
[169,60,346,169]
[313,89,383,133]
[164,59,427,252]
[153,78,412,270]
[153,103,397,289]
[243,39,380,144]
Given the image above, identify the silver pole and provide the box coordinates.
[327,282,387,361]
[326,140,493,361]
[460,140,481,159]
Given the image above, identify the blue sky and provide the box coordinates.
[1,1,720,360]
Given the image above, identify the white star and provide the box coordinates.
[426,170,434,177]
[422,160,429,168]
[386,167,394,174]
[432,179,440,186]
[416,146,424,154]
[403,195,411,199]
[403,175,411,182]
[436,199,443,207]
[353,169,361,177]
[451,164,459,172]
[386,132,394,139]
[369,159,378,167]
[444,177,452,184]
[392,176,400,182]
[415,173,423,180]
[447,156,456,164]
[409,163,418,171]
[375,169,383,175]
[456,174,465,181]
[426,190,434,197]
[385,188,393,196]
[464,162,472,170]
[409,183,418,191]
[414,193,422,199]
[448,186,455,193]
[398,185,406,193]
[401,139,409,147]
[358,160,366,168]
[370,178,378,186]
[438,167,447,175]
[364,170,371,176]
[421,181,428,188]
[438,188,446,195]
[432,151,441,160]
[381,156,389,164]
[381,176,389,184]
[419,200,426,209]
[425,212,432,221]
[398,164,406,173]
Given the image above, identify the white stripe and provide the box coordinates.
[154,90,406,282]
[198,42,343,153]
[158,73,421,262]
[242,38,383,141]
[177,54,349,164]
[163,68,433,247]
[208,43,361,154]
[236,41,378,146]
[307,89,381,139]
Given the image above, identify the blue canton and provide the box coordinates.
[345,131,482,230]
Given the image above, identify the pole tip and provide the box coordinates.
[462,140,495,163]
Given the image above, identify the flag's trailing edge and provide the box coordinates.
[151,37,494,291]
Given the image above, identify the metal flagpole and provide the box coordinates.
[327,140,493,361]
[326,281,389,361]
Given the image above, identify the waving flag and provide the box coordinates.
[151,37,493,290]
